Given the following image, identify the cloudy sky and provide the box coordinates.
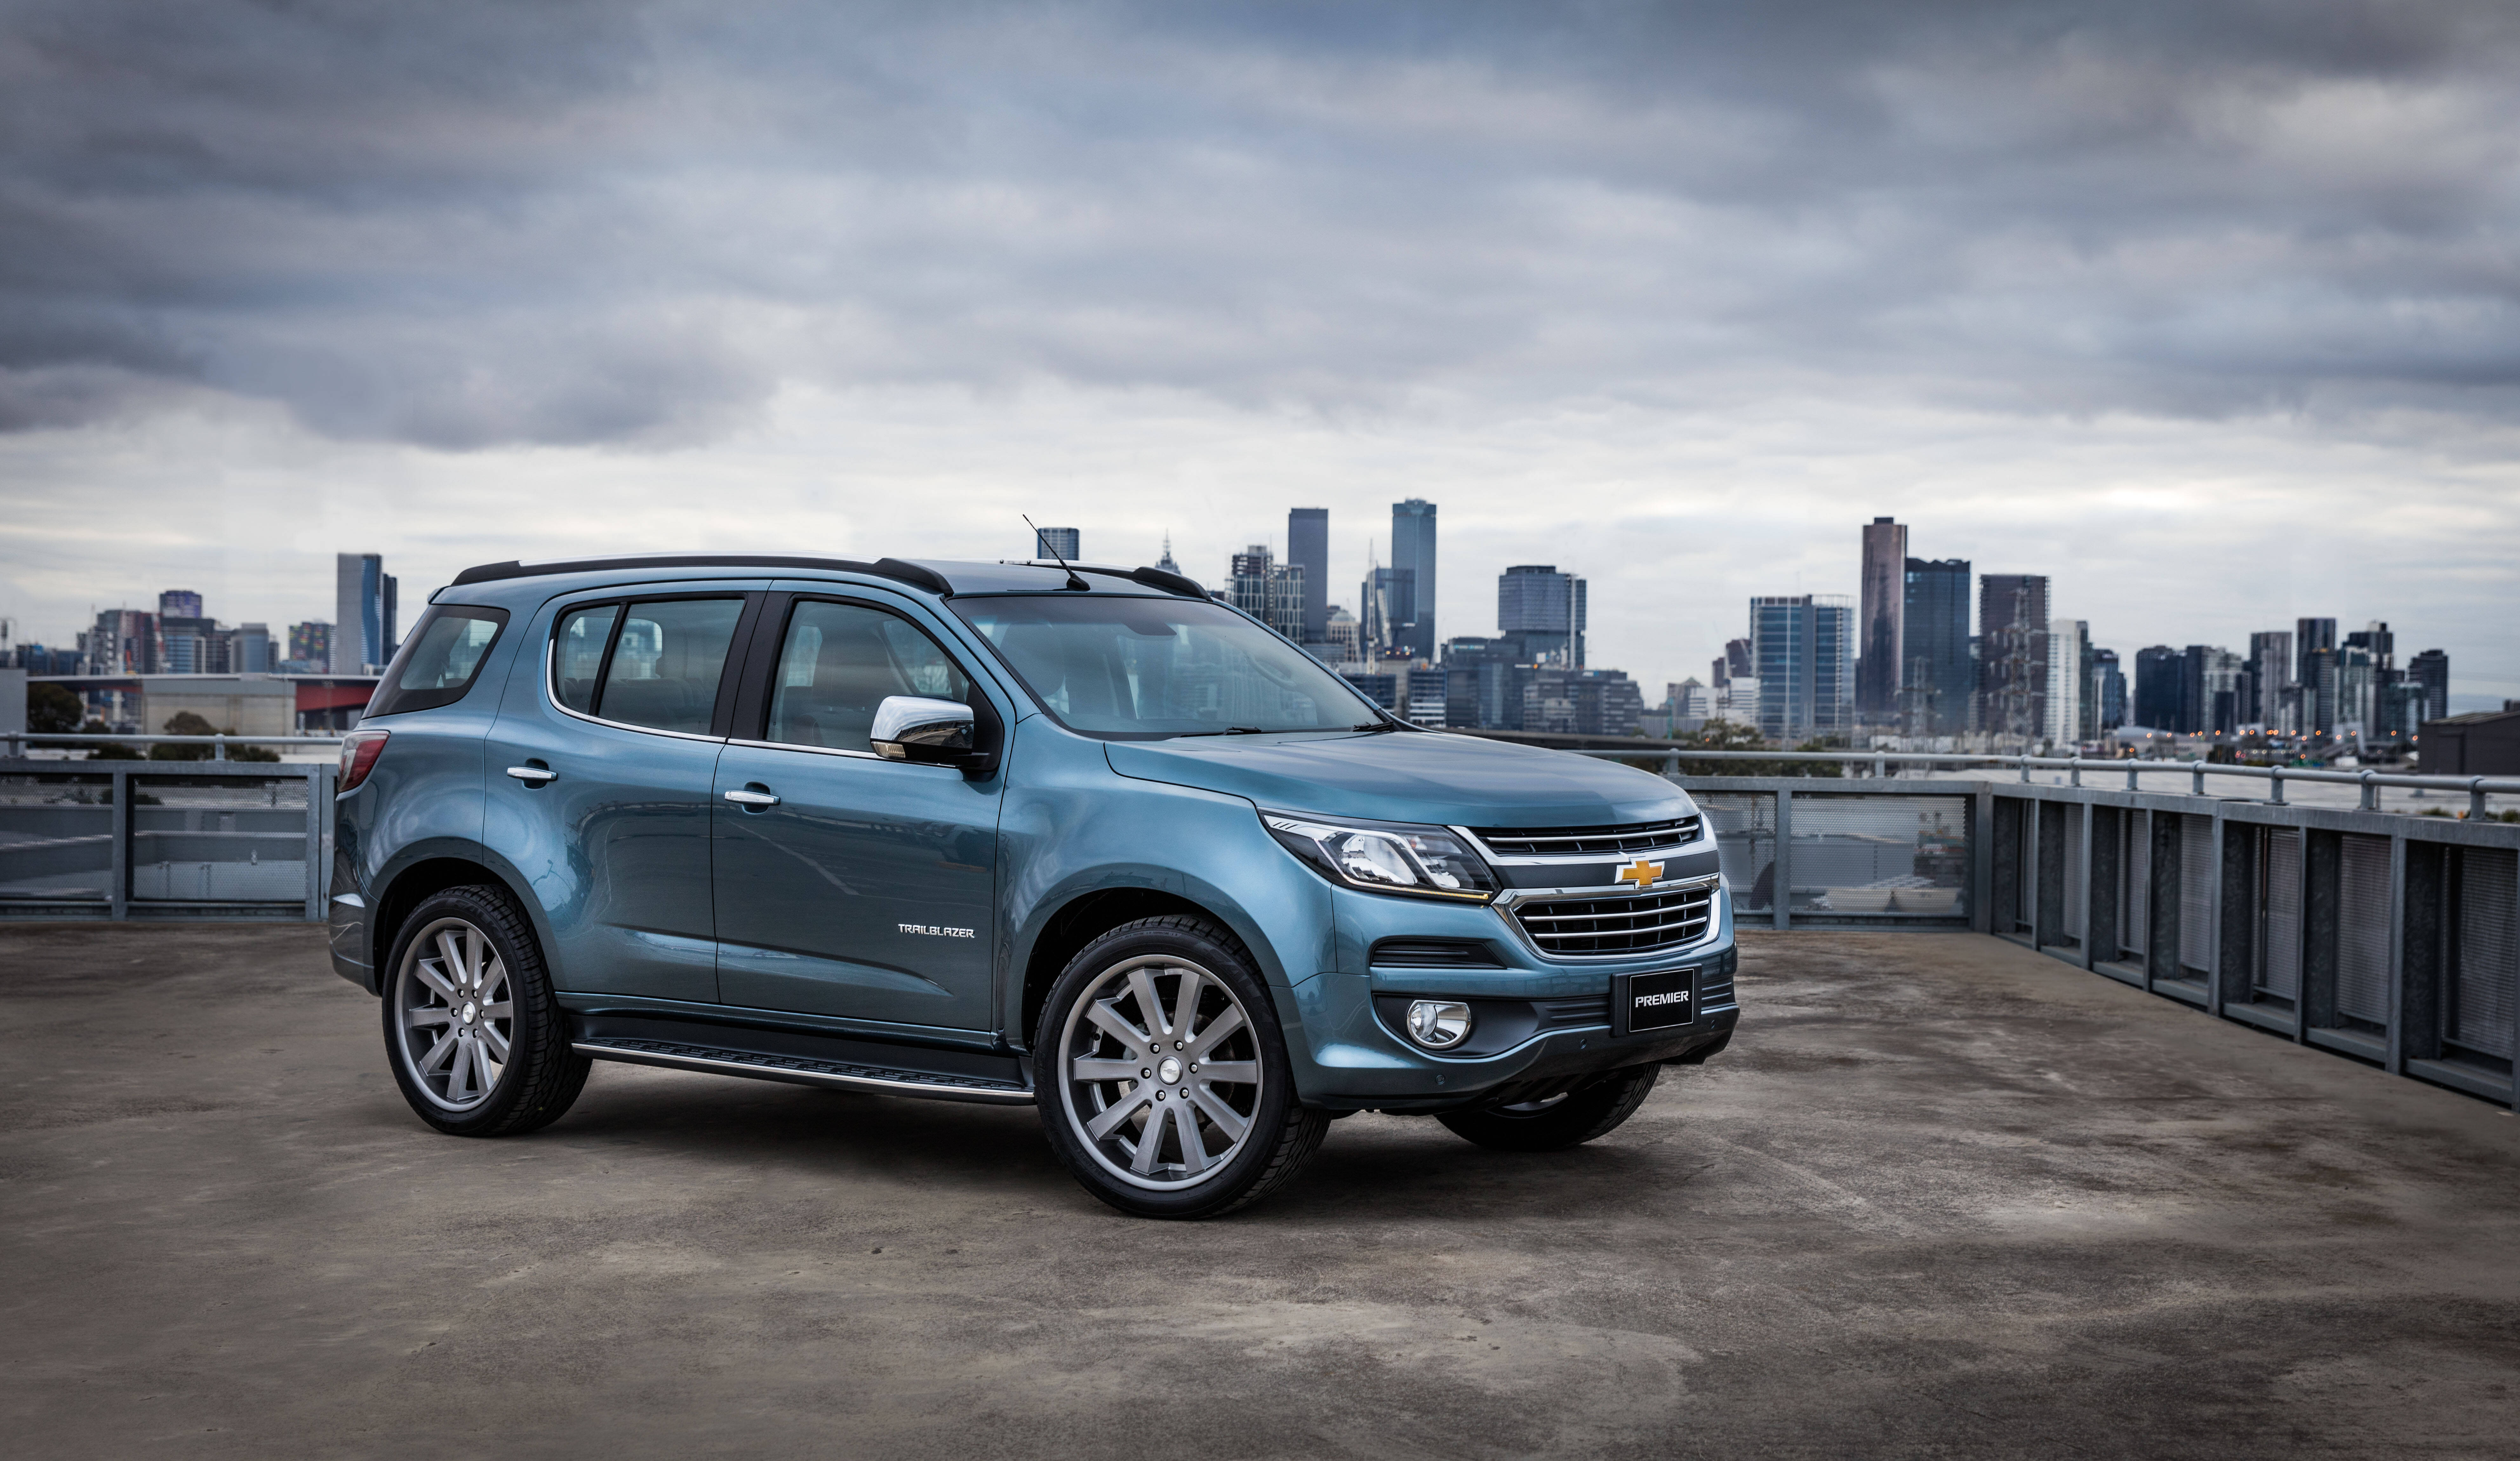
[3,0,2516,703]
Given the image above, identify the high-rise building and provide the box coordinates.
[1518,668,1644,737]
[1856,517,1907,723]
[288,621,333,672]
[160,614,226,675]
[1032,526,1081,561]
[1229,545,1305,641]
[1497,565,1587,667]
[2180,646,2244,735]
[2295,617,2337,692]
[1286,508,1329,645]
[158,589,203,620]
[2043,620,2087,747]
[1901,558,1971,736]
[1975,574,2049,741]
[232,623,276,674]
[2133,647,2182,731]
[1322,606,1360,663]
[1749,595,1853,744]
[1155,534,1180,574]
[2091,648,2125,731]
[334,554,397,674]
[83,609,159,675]
[2410,649,2450,725]
[2303,645,2340,736]
[1389,499,1438,660]
[1359,556,1413,661]
[2247,631,2294,729]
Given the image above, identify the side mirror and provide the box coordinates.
[871,695,980,766]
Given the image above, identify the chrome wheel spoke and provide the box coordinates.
[413,959,459,1004]
[1128,1107,1170,1175]
[1183,1006,1244,1062]
[1084,999,1150,1048]
[1070,1058,1143,1082]
[478,1001,513,1020]
[1126,968,1170,1040]
[477,962,507,1006]
[480,1024,512,1062]
[1085,1085,1156,1142]
[444,1041,473,1100]
[1171,1103,1210,1175]
[1188,1084,1250,1141]
[1195,1060,1258,1086]
[1169,971,1203,1047]
[406,1006,455,1029]
[471,1039,499,1094]
[418,1030,460,1074]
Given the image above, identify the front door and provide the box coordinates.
[710,595,1004,1032]
[485,591,754,1004]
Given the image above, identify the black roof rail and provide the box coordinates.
[1127,565,1208,598]
[447,554,955,596]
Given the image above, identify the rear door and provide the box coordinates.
[484,586,762,1003]
[709,590,1008,1032]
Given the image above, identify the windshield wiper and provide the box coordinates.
[1348,721,1400,733]
[1173,726,1273,738]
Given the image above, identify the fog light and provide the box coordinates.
[1405,999,1473,1050]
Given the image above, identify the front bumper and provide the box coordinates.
[1281,881,1740,1112]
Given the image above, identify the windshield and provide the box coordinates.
[952,595,1383,739]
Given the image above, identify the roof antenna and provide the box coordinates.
[1024,514,1090,591]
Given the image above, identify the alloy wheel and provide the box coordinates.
[1057,955,1264,1190]
[393,916,514,1112]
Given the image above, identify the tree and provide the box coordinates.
[81,719,141,760]
[1654,719,1843,778]
[26,681,83,734]
[144,710,279,761]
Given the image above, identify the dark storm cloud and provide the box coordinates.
[3,0,2518,446]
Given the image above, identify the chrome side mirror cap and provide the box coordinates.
[870,695,977,762]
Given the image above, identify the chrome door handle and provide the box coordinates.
[505,766,559,784]
[723,789,781,807]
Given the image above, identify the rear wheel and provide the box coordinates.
[382,884,589,1137]
[1437,1063,1660,1152]
[1035,916,1328,1219]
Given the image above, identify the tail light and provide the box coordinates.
[338,729,390,793]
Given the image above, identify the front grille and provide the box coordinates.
[1511,883,1715,957]
[1470,816,1702,857]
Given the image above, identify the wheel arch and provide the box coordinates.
[1017,886,1268,1051]
[369,842,550,987]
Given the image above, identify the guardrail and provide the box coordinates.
[3,732,347,760]
[0,758,334,921]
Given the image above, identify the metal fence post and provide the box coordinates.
[1772,788,1793,932]
[1972,784,1993,934]
[303,762,325,922]
[2270,767,2284,805]
[2193,762,2206,797]
[2471,778,2488,821]
[2126,761,2139,792]
[2070,756,2083,788]
[2384,832,2407,1075]
[2078,801,2097,971]
[109,765,131,920]
[2205,807,2225,1015]
[2360,770,2378,811]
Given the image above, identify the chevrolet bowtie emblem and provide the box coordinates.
[1615,858,1664,888]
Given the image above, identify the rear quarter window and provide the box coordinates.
[365,607,511,718]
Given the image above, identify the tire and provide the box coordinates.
[382,884,590,1137]
[1034,916,1329,1219]
[1437,1062,1660,1152]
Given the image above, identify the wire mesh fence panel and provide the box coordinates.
[2120,812,2147,960]
[0,773,116,901]
[1695,792,1777,915]
[2450,846,2517,1059]
[2336,833,2392,1026]
[2258,828,2301,1000]
[2179,815,2214,973]
[1785,795,1971,916]
[127,775,312,903]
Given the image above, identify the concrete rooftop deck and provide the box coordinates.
[5,925,2517,1459]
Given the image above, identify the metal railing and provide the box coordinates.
[3,732,346,760]
[0,758,335,921]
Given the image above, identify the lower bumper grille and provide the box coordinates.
[1511,882,1716,958]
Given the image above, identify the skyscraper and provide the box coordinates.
[1230,545,1305,641]
[2247,631,2294,729]
[1285,508,1329,645]
[2133,647,2182,730]
[2409,649,2450,724]
[289,622,333,672]
[1749,594,1853,743]
[334,553,397,674]
[2091,648,2125,730]
[1032,526,1081,560]
[158,589,203,619]
[1976,573,2049,741]
[1497,565,1586,666]
[2295,617,2337,692]
[1856,517,1906,723]
[1155,534,1180,574]
[1389,499,1437,660]
[1901,558,1971,736]
[2043,620,2087,747]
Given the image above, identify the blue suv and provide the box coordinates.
[330,554,1737,1217]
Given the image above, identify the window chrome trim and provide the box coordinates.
[723,737,885,762]
[1450,823,1710,867]
[541,636,729,746]
[1489,873,1724,962]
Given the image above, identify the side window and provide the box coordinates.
[366,606,508,717]
[552,605,620,715]
[594,599,744,734]
[768,601,974,753]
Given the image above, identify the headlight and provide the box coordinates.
[1263,813,1499,901]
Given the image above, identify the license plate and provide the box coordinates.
[1624,968,1696,1032]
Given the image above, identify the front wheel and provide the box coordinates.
[382,884,589,1137]
[1035,917,1328,1219]
[1437,1063,1660,1152]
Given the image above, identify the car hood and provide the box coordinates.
[1103,730,1691,828]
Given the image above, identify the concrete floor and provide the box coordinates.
[4,927,2517,1460]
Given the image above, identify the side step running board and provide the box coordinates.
[575,1036,1034,1106]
